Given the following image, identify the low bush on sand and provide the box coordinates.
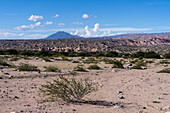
[112,60,124,68]
[39,76,98,102]
[88,65,101,70]
[0,59,10,66]
[42,57,52,62]
[74,66,88,72]
[157,68,170,73]
[159,60,170,64]
[17,63,39,71]
[44,65,61,72]
[131,60,147,69]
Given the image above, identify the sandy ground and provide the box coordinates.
[0,57,170,113]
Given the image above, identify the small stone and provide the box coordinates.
[143,107,146,109]
[14,96,19,99]
[114,105,124,109]
[72,109,76,111]
[117,91,123,94]
[4,73,9,75]
[118,96,125,99]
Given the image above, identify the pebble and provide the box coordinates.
[117,91,123,94]
[118,96,125,99]
[72,109,76,111]
[14,96,19,99]
[114,105,124,109]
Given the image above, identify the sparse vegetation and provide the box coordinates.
[42,57,52,62]
[74,66,88,72]
[0,59,10,66]
[88,65,101,70]
[39,76,98,102]
[159,60,170,64]
[152,101,160,103]
[10,57,20,61]
[17,63,39,71]
[157,68,170,73]
[83,58,98,64]
[163,52,170,59]
[112,60,124,68]
[72,60,79,63]
[131,60,147,69]
[44,65,61,72]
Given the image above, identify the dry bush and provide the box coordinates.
[39,76,98,102]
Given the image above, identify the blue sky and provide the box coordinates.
[1,0,170,39]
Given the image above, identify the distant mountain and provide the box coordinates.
[44,31,82,39]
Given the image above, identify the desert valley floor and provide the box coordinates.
[0,57,170,113]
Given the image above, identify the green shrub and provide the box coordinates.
[4,49,18,55]
[61,56,72,61]
[163,52,170,59]
[159,60,170,64]
[17,63,39,71]
[83,58,98,64]
[112,60,124,68]
[131,60,147,69]
[35,50,53,57]
[74,66,88,72]
[44,65,61,72]
[69,71,77,75]
[10,57,20,61]
[88,65,101,70]
[72,60,80,63]
[103,58,115,64]
[20,50,34,56]
[42,57,51,62]
[104,51,119,57]
[152,101,160,103]
[0,59,10,66]
[157,68,170,73]
[22,56,31,60]
[39,76,98,102]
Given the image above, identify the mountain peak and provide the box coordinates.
[44,31,81,39]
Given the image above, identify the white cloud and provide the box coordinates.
[82,14,89,19]
[93,23,99,32]
[54,14,59,18]
[58,23,65,26]
[0,32,47,39]
[15,22,41,31]
[28,15,43,22]
[45,21,53,25]
[74,30,79,35]
[71,22,83,25]
[74,23,152,37]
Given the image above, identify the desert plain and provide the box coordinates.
[0,56,169,113]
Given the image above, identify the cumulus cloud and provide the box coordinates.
[73,23,152,37]
[28,15,43,21]
[54,14,59,18]
[58,23,65,26]
[82,14,89,19]
[93,23,99,32]
[45,21,53,25]
[0,32,47,39]
[15,22,41,31]
[85,26,91,37]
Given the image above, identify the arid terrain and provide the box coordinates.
[0,55,170,113]
[0,33,170,54]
